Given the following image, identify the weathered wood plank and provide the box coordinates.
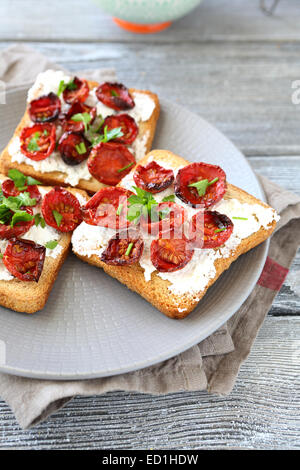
[0,0,299,449]
[1,40,300,155]
[1,0,300,43]
[0,317,298,449]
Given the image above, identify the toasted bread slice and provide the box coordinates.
[0,175,88,314]
[72,150,278,319]
[0,77,160,194]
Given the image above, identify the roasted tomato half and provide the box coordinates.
[102,114,138,145]
[20,123,56,161]
[141,202,187,237]
[189,210,234,249]
[134,161,174,194]
[28,92,61,123]
[3,238,46,282]
[60,101,97,134]
[101,230,144,266]
[62,77,89,104]
[175,162,226,208]
[87,142,135,186]
[150,234,194,273]
[95,82,135,111]
[0,207,34,240]
[58,132,90,165]
[42,187,82,232]
[2,179,42,205]
[82,187,133,229]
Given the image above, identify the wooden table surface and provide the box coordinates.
[0,0,299,450]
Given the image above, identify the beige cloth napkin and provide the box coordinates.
[0,45,299,429]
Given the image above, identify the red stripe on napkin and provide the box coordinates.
[257,256,289,291]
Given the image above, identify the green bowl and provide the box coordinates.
[94,0,203,33]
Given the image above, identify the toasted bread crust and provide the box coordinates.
[73,150,277,319]
[0,177,88,314]
[0,81,160,194]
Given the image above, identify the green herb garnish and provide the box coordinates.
[116,203,123,216]
[52,210,62,227]
[188,177,219,197]
[215,228,226,233]
[71,112,92,132]
[34,213,46,228]
[125,242,133,257]
[8,169,27,190]
[15,192,37,207]
[127,186,158,225]
[0,191,36,227]
[57,80,65,97]
[93,115,104,133]
[10,211,33,227]
[27,132,41,152]
[117,162,134,174]
[45,240,58,249]
[26,176,42,186]
[111,90,119,97]
[90,126,124,147]
[75,142,87,155]
[162,194,175,203]
[159,207,171,220]
[8,169,42,191]
[3,192,36,211]
[232,217,248,220]
[57,78,77,96]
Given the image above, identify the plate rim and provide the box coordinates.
[0,89,269,380]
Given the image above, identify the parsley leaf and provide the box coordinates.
[27,132,41,152]
[90,126,124,147]
[0,191,36,226]
[93,115,104,133]
[45,240,58,249]
[17,192,37,207]
[111,90,119,97]
[8,169,27,189]
[127,186,158,225]
[116,203,123,216]
[162,194,175,202]
[159,207,171,220]
[7,170,42,192]
[34,213,46,228]
[52,210,62,227]
[117,162,134,174]
[27,176,42,186]
[125,242,133,256]
[71,112,92,132]
[188,177,219,197]
[57,78,77,97]
[57,80,66,97]
[3,192,36,211]
[75,142,87,155]
[10,211,34,227]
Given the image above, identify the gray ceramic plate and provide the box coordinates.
[0,87,268,380]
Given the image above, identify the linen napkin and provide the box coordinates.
[0,45,299,429]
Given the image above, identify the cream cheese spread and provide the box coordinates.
[8,70,156,185]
